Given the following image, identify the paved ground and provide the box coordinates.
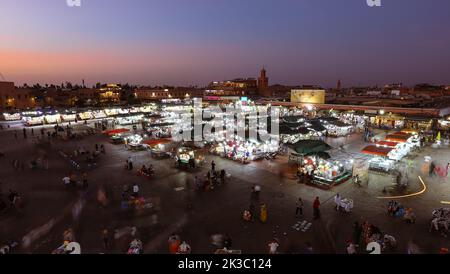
[0,121,449,254]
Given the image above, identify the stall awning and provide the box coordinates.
[375,141,398,148]
[305,151,331,159]
[289,140,331,155]
[361,145,393,156]
[307,120,327,132]
[279,124,311,135]
[142,138,172,146]
[385,134,410,143]
[282,115,306,123]
[393,131,411,136]
[104,128,130,135]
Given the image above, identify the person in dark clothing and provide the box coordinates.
[102,229,109,250]
[313,197,321,219]
[223,234,232,249]
[8,190,18,205]
[295,198,304,216]
[429,161,435,176]
[22,128,27,138]
[353,222,362,245]
[220,169,226,184]
[211,161,216,172]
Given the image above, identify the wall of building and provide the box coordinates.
[291,89,325,104]
[0,82,37,111]
[135,89,204,100]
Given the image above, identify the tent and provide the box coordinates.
[307,120,327,132]
[142,138,172,146]
[361,145,393,156]
[305,151,331,159]
[374,141,398,148]
[279,124,311,135]
[385,134,410,143]
[282,115,306,123]
[104,128,130,135]
[289,140,331,155]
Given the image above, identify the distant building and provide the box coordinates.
[336,79,341,90]
[209,78,257,89]
[134,88,203,101]
[258,67,271,97]
[291,86,325,104]
[99,84,121,104]
[0,82,37,111]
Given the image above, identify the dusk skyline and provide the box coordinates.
[1,0,450,87]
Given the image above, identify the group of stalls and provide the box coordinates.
[279,115,354,144]
[1,105,158,127]
[210,138,279,163]
[361,130,420,173]
[288,140,351,189]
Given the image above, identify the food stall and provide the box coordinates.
[22,111,44,126]
[105,108,120,117]
[92,110,107,119]
[44,114,62,124]
[210,139,279,162]
[78,111,93,120]
[361,145,396,173]
[279,123,318,144]
[140,105,157,113]
[118,109,130,115]
[104,128,131,144]
[61,111,77,122]
[312,160,350,188]
[2,113,21,121]
[175,147,205,168]
[116,115,143,125]
[320,119,354,137]
[143,139,173,159]
[124,134,146,150]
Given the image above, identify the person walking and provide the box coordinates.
[220,169,226,184]
[132,183,139,198]
[346,241,358,254]
[295,198,304,217]
[101,229,109,250]
[223,234,232,249]
[352,222,362,245]
[268,238,279,254]
[211,160,216,173]
[128,156,133,170]
[82,173,88,190]
[168,234,181,254]
[313,197,321,220]
[260,203,268,223]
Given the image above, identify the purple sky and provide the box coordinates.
[1,0,450,87]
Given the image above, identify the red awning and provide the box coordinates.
[361,145,393,156]
[142,138,172,146]
[385,134,410,143]
[375,141,398,148]
[104,128,130,135]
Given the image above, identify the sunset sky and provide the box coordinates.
[1,0,450,87]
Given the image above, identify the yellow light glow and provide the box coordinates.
[377,176,426,199]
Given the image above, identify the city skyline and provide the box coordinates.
[1,0,450,87]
